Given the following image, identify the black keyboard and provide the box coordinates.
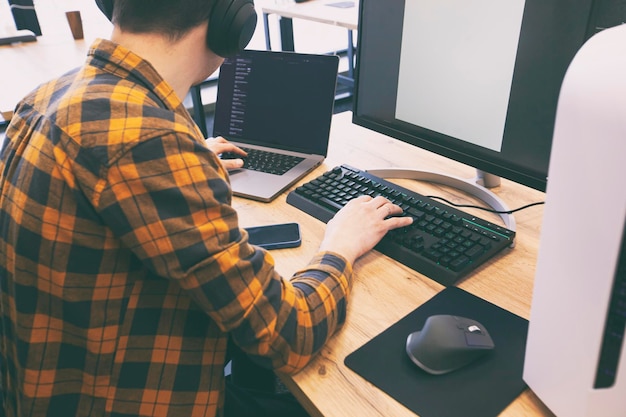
[222,147,304,175]
[286,165,515,286]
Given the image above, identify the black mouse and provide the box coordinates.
[405,315,495,375]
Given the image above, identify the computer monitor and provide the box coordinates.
[352,0,620,201]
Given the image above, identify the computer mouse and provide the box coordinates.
[405,315,495,375]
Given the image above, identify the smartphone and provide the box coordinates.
[244,222,301,250]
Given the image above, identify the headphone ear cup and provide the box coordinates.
[95,0,114,21]
[208,0,257,57]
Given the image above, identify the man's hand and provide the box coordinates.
[319,195,413,265]
[205,136,247,171]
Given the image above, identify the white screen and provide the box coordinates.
[395,0,525,152]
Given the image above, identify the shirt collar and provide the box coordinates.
[86,38,186,115]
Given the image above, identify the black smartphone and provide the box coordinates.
[244,222,302,250]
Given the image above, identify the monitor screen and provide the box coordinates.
[353,0,603,192]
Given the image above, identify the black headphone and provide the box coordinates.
[95,0,257,57]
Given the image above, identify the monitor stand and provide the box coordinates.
[366,168,516,236]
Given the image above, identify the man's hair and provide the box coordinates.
[112,0,214,41]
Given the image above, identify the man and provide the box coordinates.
[0,0,413,416]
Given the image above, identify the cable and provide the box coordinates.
[425,195,545,215]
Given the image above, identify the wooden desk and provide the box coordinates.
[261,0,358,89]
[233,111,554,417]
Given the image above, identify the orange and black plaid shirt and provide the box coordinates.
[0,39,352,417]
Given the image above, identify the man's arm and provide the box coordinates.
[94,130,356,372]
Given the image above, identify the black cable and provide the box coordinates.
[425,195,545,215]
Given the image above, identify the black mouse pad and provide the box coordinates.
[344,287,529,417]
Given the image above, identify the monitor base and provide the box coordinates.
[367,168,516,236]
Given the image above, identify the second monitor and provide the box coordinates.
[352,0,613,194]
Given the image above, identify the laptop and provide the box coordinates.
[212,49,339,202]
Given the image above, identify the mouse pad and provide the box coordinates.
[344,287,529,417]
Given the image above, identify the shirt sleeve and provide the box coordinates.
[93,130,353,374]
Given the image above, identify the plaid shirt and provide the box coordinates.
[0,39,352,417]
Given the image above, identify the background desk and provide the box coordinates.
[0,1,215,133]
[1,0,353,128]
[233,111,554,417]
[261,0,358,91]
[0,0,232,132]
[0,0,112,122]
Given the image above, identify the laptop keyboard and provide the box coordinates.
[222,147,304,175]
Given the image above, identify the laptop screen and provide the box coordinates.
[213,50,339,156]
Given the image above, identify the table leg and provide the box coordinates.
[347,29,355,79]
[263,12,272,50]
[278,16,295,51]
[263,13,294,52]
[190,85,208,138]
